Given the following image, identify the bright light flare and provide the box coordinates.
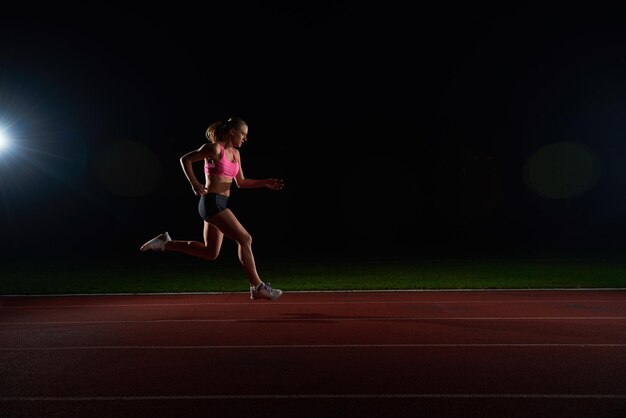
[0,129,9,151]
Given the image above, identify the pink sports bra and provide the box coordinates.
[204,143,239,178]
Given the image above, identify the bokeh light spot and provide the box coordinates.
[96,141,162,197]
[524,142,601,199]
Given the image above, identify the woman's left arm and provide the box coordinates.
[234,150,284,190]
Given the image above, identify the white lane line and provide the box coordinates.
[2,394,626,401]
[2,316,626,326]
[4,288,626,298]
[3,300,626,309]
[2,344,626,351]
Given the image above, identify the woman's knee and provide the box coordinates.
[237,232,252,247]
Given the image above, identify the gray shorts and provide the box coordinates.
[198,193,228,220]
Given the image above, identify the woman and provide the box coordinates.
[140,117,284,300]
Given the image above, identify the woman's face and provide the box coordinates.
[231,125,248,147]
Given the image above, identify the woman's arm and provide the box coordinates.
[179,143,218,195]
[234,150,284,190]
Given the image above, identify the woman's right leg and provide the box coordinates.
[163,222,224,260]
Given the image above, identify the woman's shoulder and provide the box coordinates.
[199,142,220,155]
[182,142,219,161]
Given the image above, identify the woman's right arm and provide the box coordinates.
[179,143,216,196]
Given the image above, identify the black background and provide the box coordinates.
[2,2,626,262]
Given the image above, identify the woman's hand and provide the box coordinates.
[190,181,208,196]
[264,178,284,190]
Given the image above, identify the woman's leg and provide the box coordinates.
[207,209,262,287]
[163,222,225,260]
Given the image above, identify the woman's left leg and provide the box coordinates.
[207,209,262,287]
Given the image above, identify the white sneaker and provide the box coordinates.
[140,232,171,252]
[250,282,282,300]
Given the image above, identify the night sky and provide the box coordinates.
[2,3,626,262]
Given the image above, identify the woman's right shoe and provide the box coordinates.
[250,282,283,300]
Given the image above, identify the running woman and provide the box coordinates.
[140,117,284,300]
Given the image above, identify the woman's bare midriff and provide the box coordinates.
[205,174,234,196]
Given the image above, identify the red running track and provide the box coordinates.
[1,290,626,418]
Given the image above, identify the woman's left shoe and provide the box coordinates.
[139,232,172,252]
